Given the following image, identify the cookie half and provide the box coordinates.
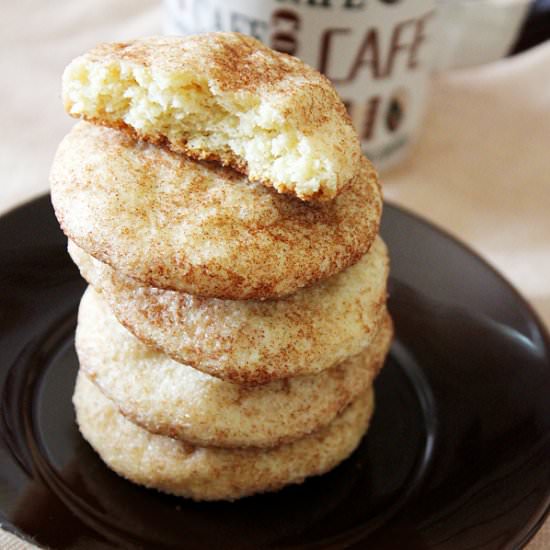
[76,286,391,448]
[62,33,362,201]
[74,373,374,501]
[51,122,381,299]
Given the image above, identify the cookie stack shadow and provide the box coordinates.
[50,33,392,501]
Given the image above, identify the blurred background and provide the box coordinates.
[0,1,549,545]
[2,0,549,319]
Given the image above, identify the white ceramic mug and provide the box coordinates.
[163,0,531,171]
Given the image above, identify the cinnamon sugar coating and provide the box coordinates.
[70,237,388,384]
[51,122,382,300]
[76,286,391,448]
[62,33,362,201]
[74,372,374,501]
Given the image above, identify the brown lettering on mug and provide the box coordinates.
[271,9,301,55]
[342,99,353,116]
[343,0,366,8]
[385,87,408,132]
[409,11,434,69]
[362,96,381,141]
[319,10,433,83]
[320,28,381,82]
[346,29,381,81]
[383,11,434,76]
[319,28,351,78]
[275,0,367,7]
[307,0,332,7]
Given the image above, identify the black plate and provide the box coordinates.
[0,195,549,550]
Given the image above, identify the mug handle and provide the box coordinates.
[510,0,550,53]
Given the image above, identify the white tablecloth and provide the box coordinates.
[1,1,548,547]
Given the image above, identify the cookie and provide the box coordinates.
[51,122,382,300]
[62,33,362,201]
[69,236,388,384]
[74,372,374,501]
[76,286,392,448]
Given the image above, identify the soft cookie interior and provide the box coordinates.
[63,39,355,201]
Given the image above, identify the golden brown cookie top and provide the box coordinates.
[76,33,333,97]
[51,122,381,300]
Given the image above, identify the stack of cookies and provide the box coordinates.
[50,33,392,501]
